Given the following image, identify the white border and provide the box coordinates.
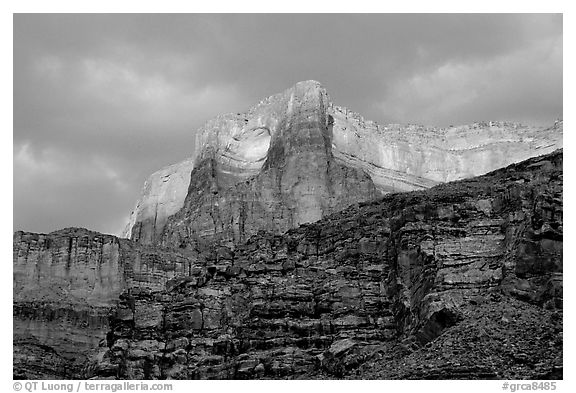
[4,2,573,391]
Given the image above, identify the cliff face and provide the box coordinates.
[13,151,563,379]
[13,228,194,379]
[81,150,560,380]
[124,159,195,244]
[13,229,123,378]
[330,109,563,193]
[159,81,377,250]
[122,81,562,246]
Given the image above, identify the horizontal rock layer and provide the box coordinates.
[13,229,121,378]
[331,108,563,193]
[13,228,193,379]
[14,150,560,379]
[123,81,562,246]
[96,150,563,379]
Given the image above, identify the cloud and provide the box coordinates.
[15,48,241,177]
[33,55,64,80]
[378,34,562,126]
[14,143,133,235]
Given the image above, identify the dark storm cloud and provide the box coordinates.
[13,13,562,235]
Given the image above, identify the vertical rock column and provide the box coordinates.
[265,80,336,225]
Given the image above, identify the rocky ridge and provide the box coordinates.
[14,150,563,379]
[123,81,562,246]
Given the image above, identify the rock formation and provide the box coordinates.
[14,150,563,379]
[330,110,563,193]
[123,81,562,246]
[160,81,378,250]
[13,229,121,378]
[124,159,195,244]
[13,228,192,379]
[13,80,563,380]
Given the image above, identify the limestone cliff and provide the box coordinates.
[13,78,563,380]
[122,81,562,246]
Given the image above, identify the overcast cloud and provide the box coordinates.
[13,13,563,235]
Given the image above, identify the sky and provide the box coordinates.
[13,13,563,236]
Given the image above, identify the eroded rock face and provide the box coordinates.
[124,158,195,244]
[13,229,122,378]
[330,109,563,193]
[123,80,562,245]
[14,151,563,379]
[159,81,378,249]
[13,75,562,379]
[81,150,560,380]
[13,228,194,379]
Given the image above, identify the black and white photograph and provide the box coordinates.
[9,5,568,388]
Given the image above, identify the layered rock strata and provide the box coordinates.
[73,150,560,379]
[330,109,563,193]
[123,81,562,246]
[13,228,193,379]
[13,76,563,379]
[13,229,121,378]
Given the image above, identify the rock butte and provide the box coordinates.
[122,80,563,247]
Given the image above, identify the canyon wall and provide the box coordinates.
[122,81,562,246]
[83,150,561,380]
[13,229,123,378]
[330,107,563,193]
[13,79,563,380]
[14,151,563,379]
[13,228,194,379]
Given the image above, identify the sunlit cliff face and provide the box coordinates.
[217,125,273,179]
[123,81,563,244]
[232,127,272,163]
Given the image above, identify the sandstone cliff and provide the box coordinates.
[90,150,562,380]
[122,81,562,246]
[14,150,562,379]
